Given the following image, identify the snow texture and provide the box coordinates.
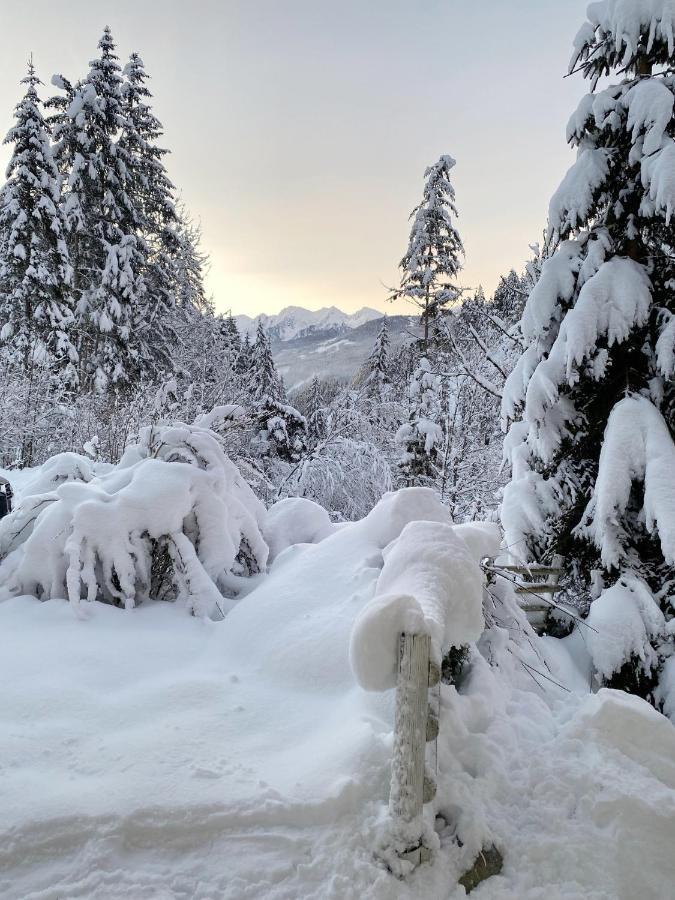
[548,149,611,235]
[264,496,336,562]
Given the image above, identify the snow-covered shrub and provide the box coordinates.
[286,436,393,520]
[252,398,308,463]
[0,422,268,616]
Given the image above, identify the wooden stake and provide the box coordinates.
[389,632,431,823]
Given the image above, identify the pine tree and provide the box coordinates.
[237,330,252,376]
[250,320,281,401]
[220,314,242,357]
[492,271,527,325]
[118,51,184,377]
[172,209,211,316]
[0,60,76,384]
[502,2,675,701]
[50,27,145,392]
[395,357,444,486]
[390,155,464,346]
[307,375,327,444]
[363,316,390,399]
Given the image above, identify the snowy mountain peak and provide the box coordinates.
[234,306,381,342]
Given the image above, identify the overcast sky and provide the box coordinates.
[0,0,591,316]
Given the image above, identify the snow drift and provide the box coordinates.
[1,483,675,898]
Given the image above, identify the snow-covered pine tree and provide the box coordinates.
[390,155,464,346]
[0,60,76,385]
[220,314,242,358]
[492,269,527,324]
[250,320,282,401]
[501,1,675,701]
[362,316,390,399]
[249,320,307,462]
[118,51,181,378]
[395,357,444,486]
[50,27,146,392]
[172,209,211,316]
[306,375,327,444]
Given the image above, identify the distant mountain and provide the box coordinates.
[235,305,382,343]
[272,314,421,391]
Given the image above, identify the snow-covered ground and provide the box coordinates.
[1,488,675,899]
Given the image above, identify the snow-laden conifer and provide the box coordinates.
[0,60,76,384]
[50,27,145,392]
[501,0,675,699]
[363,316,390,400]
[390,155,464,345]
[119,51,184,377]
[306,375,328,444]
[251,320,282,402]
[395,357,444,486]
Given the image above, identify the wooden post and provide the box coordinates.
[389,632,430,822]
[388,632,436,867]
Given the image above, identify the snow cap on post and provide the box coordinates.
[349,520,498,691]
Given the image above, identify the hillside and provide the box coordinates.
[272,314,419,390]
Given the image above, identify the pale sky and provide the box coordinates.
[0,0,590,317]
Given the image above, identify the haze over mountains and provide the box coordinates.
[235,305,418,390]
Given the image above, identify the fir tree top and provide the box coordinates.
[390,155,464,344]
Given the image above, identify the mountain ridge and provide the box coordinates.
[234,305,382,342]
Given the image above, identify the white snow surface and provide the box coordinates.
[548,149,611,235]
[263,496,337,562]
[2,486,675,897]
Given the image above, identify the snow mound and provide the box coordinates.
[564,687,675,789]
[264,497,336,562]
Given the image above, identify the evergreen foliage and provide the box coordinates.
[390,155,464,345]
[501,1,675,700]
[0,60,76,385]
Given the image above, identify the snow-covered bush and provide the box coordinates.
[0,422,268,616]
[252,398,308,463]
[285,436,393,520]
